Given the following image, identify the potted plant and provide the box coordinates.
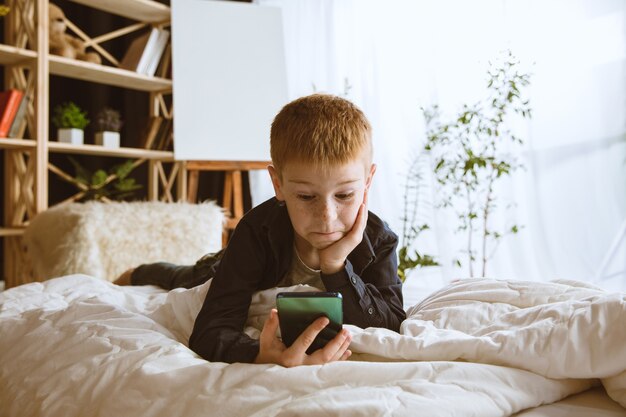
[67,157,142,201]
[94,107,123,148]
[52,101,89,145]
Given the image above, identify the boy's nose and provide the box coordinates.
[320,200,338,222]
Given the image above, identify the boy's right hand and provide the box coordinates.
[254,309,352,367]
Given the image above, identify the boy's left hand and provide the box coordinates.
[254,309,352,367]
[318,190,368,274]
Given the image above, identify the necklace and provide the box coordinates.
[294,245,321,273]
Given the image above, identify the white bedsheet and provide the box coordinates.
[0,275,624,417]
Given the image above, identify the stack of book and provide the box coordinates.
[0,89,29,139]
[120,27,170,77]
[140,116,173,151]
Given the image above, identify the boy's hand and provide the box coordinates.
[318,190,369,274]
[254,309,352,367]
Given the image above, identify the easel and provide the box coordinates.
[186,160,270,246]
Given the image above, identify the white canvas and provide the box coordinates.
[171,0,288,161]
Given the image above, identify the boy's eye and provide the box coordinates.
[297,194,315,201]
[335,193,354,200]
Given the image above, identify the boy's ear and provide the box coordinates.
[267,165,285,201]
[365,163,377,189]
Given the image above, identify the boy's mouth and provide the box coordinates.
[313,231,343,239]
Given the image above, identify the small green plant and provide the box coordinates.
[397,153,439,282]
[95,107,123,132]
[52,102,89,130]
[0,5,10,16]
[423,51,532,277]
[67,157,142,201]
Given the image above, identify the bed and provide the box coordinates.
[1,275,625,416]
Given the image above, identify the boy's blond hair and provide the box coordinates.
[270,94,372,174]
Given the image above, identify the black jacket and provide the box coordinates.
[189,197,405,363]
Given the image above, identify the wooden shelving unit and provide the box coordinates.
[1,0,185,287]
[69,0,170,23]
[48,142,175,159]
[0,138,37,150]
[0,44,37,65]
[49,55,172,92]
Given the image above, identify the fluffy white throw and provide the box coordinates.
[23,201,224,282]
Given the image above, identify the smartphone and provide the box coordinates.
[276,292,343,354]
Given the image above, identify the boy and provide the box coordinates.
[120,94,405,366]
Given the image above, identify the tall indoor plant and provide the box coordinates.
[397,152,438,282]
[423,52,532,277]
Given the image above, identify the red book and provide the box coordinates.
[0,89,24,137]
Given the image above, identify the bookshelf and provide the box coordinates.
[1,0,185,288]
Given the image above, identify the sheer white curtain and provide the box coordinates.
[251,0,626,295]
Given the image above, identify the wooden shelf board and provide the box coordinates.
[49,55,172,92]
[0,138,37,150]
[186,160,272,171]
[48,142,174,160]
[68,0,170,23]
[0,44,37,65]
[0,227,25,237]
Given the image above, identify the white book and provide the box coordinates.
[143,29,170,77]
[136,27,161,74]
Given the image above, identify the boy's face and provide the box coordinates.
[269,153,376,251]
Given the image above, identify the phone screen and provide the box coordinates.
[276,292,343,354]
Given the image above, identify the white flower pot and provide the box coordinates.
[58,128,84,145]
[95,131,120,148]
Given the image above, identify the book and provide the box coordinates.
[0,89,24,137]
[136,28,163,74]
[120,28,160,73]
[8,93,29,138]
[161,123,174,151]
[144,30,170,77]
[156,43,172,79]
[141,116,163,149]
[153,117,173,150]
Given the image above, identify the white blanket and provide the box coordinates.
[0,275,624,417]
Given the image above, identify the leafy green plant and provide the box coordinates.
[398,153,439,282]
[95,107,123,132]
[67,157,142,201]
[423,51,532,277]
[52,102,90,130]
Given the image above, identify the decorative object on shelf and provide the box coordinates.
[153,117,173,151]
[423,51,532,278]
[52,101,89,145]
[0,89,24,138]
[140,115,173,150]
[94,107,123,148]
[120,27,170,76]
[140,116,163,149]
[65,157,142,202]
[397,152,439,282]
[8,93,29,138]
[49,3,101,64]
[0,4,9,16]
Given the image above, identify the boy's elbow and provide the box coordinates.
[385,312,404,333]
